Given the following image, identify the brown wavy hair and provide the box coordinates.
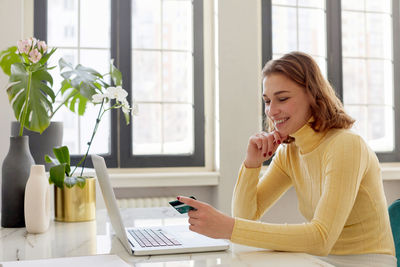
[262,51,354,135]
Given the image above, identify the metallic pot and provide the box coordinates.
[54,177,96,222]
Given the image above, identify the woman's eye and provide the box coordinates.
[279,97,289,102]
[265,99,271,105]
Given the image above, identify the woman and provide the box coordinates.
[178,52,396,266]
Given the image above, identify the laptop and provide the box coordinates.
[91,154,230,256]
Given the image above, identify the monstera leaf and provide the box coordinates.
[58,58,104,115]
[7,62,55,133]
[0,46,22,76]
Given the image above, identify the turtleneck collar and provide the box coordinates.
[290,120,327,154]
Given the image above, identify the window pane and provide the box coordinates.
[80,49,111,78]
[132,51,162,102]
[366,59,393,105]
[366,0,391,13]
[51,104,79,153]
[79,104,111,154]
[298,8,326,56]
[162,52,193,102]
[272,2,327,77]
[272,6,297,54]
[342,0,394,152]
[162,0,193,51]
[132,0,161,49]
[367,106,394,152]
[48,0,112,155]
[365,13,392,59]
[343,58,367,105]
[342,0,365,11]
[342,11,366,57]
[132,104,162,154]
[47,0,78,47]
[272,0,296,6]
[344,105,367,140]
[298,0,324,8]
[163,104,193,154]
[80,0,111,48]
[131,1,195,156]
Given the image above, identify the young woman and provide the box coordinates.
[178,52,396,266]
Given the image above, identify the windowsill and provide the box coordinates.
[380,163,400,181]
[107,171,220,188]
[82,163,400,189]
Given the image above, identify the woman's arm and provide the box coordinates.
[232,131,292,220]
[231,134,367,256]
[232,159,292,220]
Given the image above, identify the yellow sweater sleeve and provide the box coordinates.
[232,149,292,220]
[231,134,367,256]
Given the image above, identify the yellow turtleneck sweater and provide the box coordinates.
[231,123,395,256]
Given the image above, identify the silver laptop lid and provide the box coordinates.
[91,154,132,253]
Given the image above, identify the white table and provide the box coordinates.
[0,207,333,266]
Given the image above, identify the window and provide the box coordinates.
[34,0,204,168]
[262,0,400,162]
[271,0,327,76]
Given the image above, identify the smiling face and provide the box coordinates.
[263,73,312,137]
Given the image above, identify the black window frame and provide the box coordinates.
[261,0,400,162]
[34,0,205,168]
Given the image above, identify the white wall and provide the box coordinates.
[0,0,399,224]
[0,0,34,209]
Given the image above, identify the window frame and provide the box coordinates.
[261,0,400,162]
[34,0,205,168]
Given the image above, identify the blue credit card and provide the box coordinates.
[169,196,197,214]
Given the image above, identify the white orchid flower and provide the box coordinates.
[121,99,131,115]
[106,86,128,102]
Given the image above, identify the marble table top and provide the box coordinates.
[0,207,333,266]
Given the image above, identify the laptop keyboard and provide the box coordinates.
[128,228,182,247]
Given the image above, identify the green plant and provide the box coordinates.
[0,37,99,135]
[45,62,137,188]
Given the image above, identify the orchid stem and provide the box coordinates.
[70,100,105,177]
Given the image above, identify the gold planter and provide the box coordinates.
[54,177,96,222]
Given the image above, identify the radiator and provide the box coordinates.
[116,196,176,208]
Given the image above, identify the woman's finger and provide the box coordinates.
[266,134,275,157]
[261,132,269,157]
[272,131,282,146]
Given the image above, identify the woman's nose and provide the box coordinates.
[266,101,279,117]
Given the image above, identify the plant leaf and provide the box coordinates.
[76,176,86,188]
[44,154,60,165]
[64,176,77,188]
[64,176,86,188]
[49,164,66,189]
[52,146,71,175]
[59,58,102,99]
[7,62,55,133]
[110,60,122,86]
[0,46,21,76]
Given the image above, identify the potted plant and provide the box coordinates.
[0,37,62,227]
[45,62,137,222]
[0,37,102,169]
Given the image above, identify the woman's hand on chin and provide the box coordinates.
[244,131,287,168]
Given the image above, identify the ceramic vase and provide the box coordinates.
[24,165,50,233]
[1,136,35,228]
[11,121,63,171]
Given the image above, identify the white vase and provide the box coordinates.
[24,165,50,233]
